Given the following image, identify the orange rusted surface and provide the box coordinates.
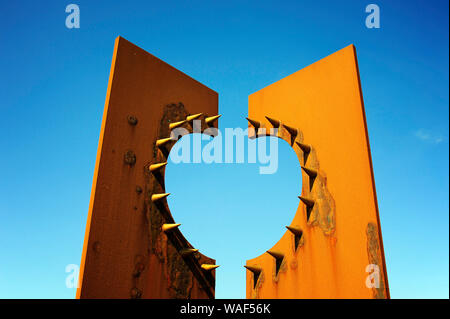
[246,45,389,299]
[77,37,219,299]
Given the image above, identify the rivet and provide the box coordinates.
[124,150,136,166]
[130,287,142,299]
[127,115,138,126]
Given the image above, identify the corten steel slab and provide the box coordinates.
[246,45,389,299]
[77,37,219,299]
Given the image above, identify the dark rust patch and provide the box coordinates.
[166,242,194,298]
[310,169,336,236]
[138,102,215,299]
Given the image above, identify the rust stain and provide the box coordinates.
[305,150,336,236]
[366,222,387,299]
[166,243,194,298]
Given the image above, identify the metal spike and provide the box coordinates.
[201,264,220,271]
[298,196,315,207]
[169,120,187,130]
[245,265,262,288]
[301,166,318,178]
[180,248,198,257]
[161,223,180,232]
[299,195,315,220]
[156,137,172,148]
[295,141,311,153]
[246,117,261,128]
[266,250,284,260]
[186,113,203,121]
[267,250,284,275]
[205,115,221,125]
[265,116,280,128]
[286,226,303,251]
[286,226,303,236]
[151,193,170,202]
[283,124,298,136]
[149,162,167,172]
[244,265,262,274]
[286,225,303,236]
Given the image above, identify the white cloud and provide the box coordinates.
[414,129,445,144]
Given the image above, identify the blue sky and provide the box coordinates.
[0,0,448,299]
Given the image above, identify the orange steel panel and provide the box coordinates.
[246,45,389,299]
[77,37,219,299]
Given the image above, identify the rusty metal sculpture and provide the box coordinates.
[245,45,389,299]
[78,37,388,299]
[77,37,220,299]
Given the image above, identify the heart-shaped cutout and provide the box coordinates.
[165,132,302,298]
